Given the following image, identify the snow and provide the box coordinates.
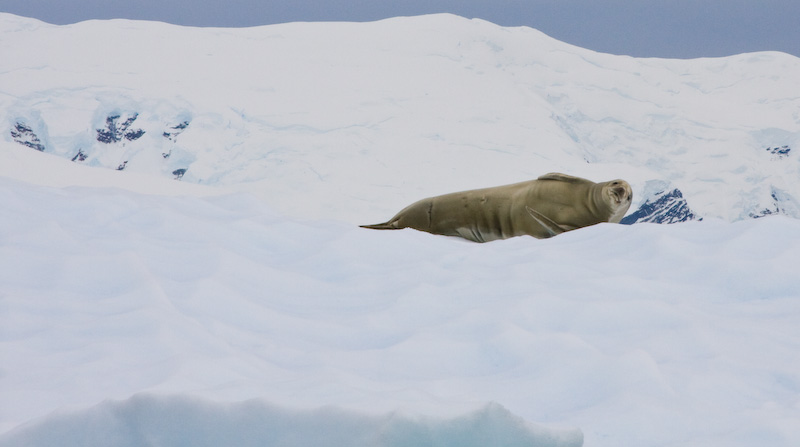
[1,12,800,447]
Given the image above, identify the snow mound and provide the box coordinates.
[0,395,582,447]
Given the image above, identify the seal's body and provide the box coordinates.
[361,173,632,242]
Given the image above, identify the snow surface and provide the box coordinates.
[1,12,800,447]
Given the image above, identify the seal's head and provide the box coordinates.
[600,179,633,222]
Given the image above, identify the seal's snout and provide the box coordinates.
[607,180,632,205]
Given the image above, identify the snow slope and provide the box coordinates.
[2,13,799,222]
[1,13,800,447]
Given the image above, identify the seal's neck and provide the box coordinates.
[590,186,613,217]
[607,203,628,223]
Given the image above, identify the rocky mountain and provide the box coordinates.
[621,188,700,224]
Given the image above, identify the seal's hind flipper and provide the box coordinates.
[525,206,568,237]
[359,221,398,230]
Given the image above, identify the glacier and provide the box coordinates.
[1,12,800,447]
[2,12,799,223]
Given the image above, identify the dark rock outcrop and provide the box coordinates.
[97,113,145,144]
[11,122,46,152]
[621,187,700,224]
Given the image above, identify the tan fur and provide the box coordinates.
[361,173,632,242]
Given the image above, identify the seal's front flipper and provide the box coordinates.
[525,206,568,238]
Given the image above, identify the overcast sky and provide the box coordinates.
[2,0,798,59]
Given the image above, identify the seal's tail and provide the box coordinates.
[359,221,398,230]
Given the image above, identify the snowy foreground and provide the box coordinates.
[2,12,800,447]
[2,147,799,446]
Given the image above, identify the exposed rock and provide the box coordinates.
[71,150,87,162]
[11,122,46,152]
[97,113,145,144]
[750,187,800,218]
[163,121,190,142]
[765,145,791,160]
[621,183,700,224]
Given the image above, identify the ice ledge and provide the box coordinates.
[0,394,584,447]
